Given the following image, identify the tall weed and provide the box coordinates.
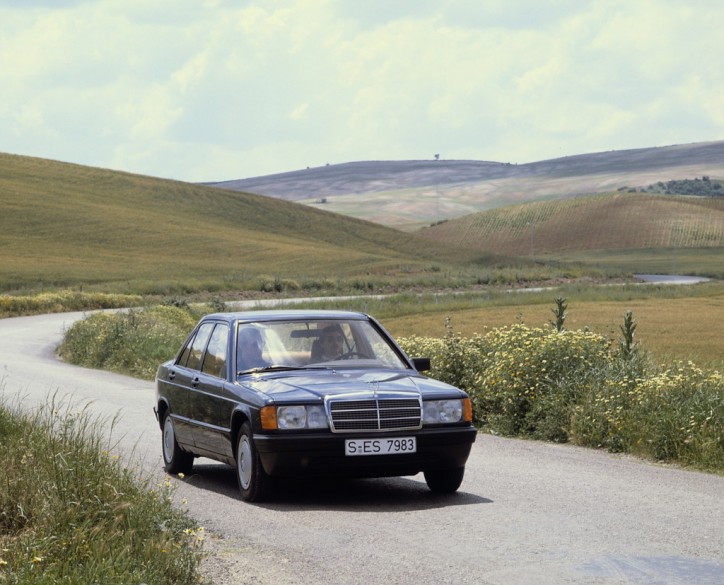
[0,395,204,584]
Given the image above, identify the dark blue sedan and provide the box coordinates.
[155,310,477,501]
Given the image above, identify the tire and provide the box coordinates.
[424,466,465,494]
[161,412,194,475]
[235,422,270,502]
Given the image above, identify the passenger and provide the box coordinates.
[237,327,269,372]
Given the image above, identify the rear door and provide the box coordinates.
[192,321,232,455]
[167,321,215,447]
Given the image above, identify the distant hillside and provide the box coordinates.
[0,153,478,293]
[207,141,724,230]
[418,192,724,256]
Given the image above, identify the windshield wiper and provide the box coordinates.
[237,365,330,376]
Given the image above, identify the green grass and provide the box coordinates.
[8,154,708,297]
[0,290,144,318]
[553,247,724,278]
[0,394,204,584]
[0,153,491,294]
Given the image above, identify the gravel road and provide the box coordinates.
[1,312,722,585]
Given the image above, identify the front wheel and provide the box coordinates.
[424,467,465,494]
[235,423,270,502]
[162,412,194,475]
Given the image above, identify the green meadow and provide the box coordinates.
[0,153,488,294]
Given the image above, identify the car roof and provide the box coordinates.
[202,309,370,324]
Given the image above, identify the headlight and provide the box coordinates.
[305,405,328,429]
[423,399,463,424]
[276,405,328,430]
[277,405,306,429]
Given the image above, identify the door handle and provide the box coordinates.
[191,376,200,388]
[168,371,176,381]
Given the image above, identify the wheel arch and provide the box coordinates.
[230,407,253,458]
[156,398,170,430]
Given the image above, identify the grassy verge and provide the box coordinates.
[0,291,143,319]
[0,260,615,317]
[0,394,205,584]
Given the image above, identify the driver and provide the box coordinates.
[237,327,269,371]
[318,324,346,361]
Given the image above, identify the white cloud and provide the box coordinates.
[1,0,723,181]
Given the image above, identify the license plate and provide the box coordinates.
[345,437,417,456]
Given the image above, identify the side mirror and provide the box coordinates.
[411,357,430,372]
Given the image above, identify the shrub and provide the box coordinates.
[626,362,723,468]
[400,322,722,471]
[471,325,611,439]
[58,306,200,379]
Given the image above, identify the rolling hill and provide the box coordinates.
[4,141,724,294]
[207,141,724,231]
[418,192,724,257]
[0,153,481,294]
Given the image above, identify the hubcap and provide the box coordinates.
[163,417,175,462]
[238,435,253,489]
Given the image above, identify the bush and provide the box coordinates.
[400,323,723,471]
[625,362,723,467]
[58,306,200,379]
[471,325,612,439]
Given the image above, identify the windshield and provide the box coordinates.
[236,318,409,374]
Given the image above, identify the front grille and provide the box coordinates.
[328,395,422,433]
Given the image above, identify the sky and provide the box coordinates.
[2,0,724,183]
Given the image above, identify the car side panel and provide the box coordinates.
[157,364,197,450]
[191,372,232,455]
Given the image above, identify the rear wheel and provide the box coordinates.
[424,466,465,494]
[162,412,194,475]
[235,422,270,502]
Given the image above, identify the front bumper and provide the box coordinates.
[253,425,477,478]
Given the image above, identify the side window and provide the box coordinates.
[177,335,194,367]
[185,323,214,371]
[202,323,229,378]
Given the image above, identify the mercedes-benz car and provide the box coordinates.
[154,310,477,501]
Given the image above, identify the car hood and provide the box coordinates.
[236,368,459,402]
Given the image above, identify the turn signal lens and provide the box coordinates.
[260,405,278,430]
[463,397,473,423]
